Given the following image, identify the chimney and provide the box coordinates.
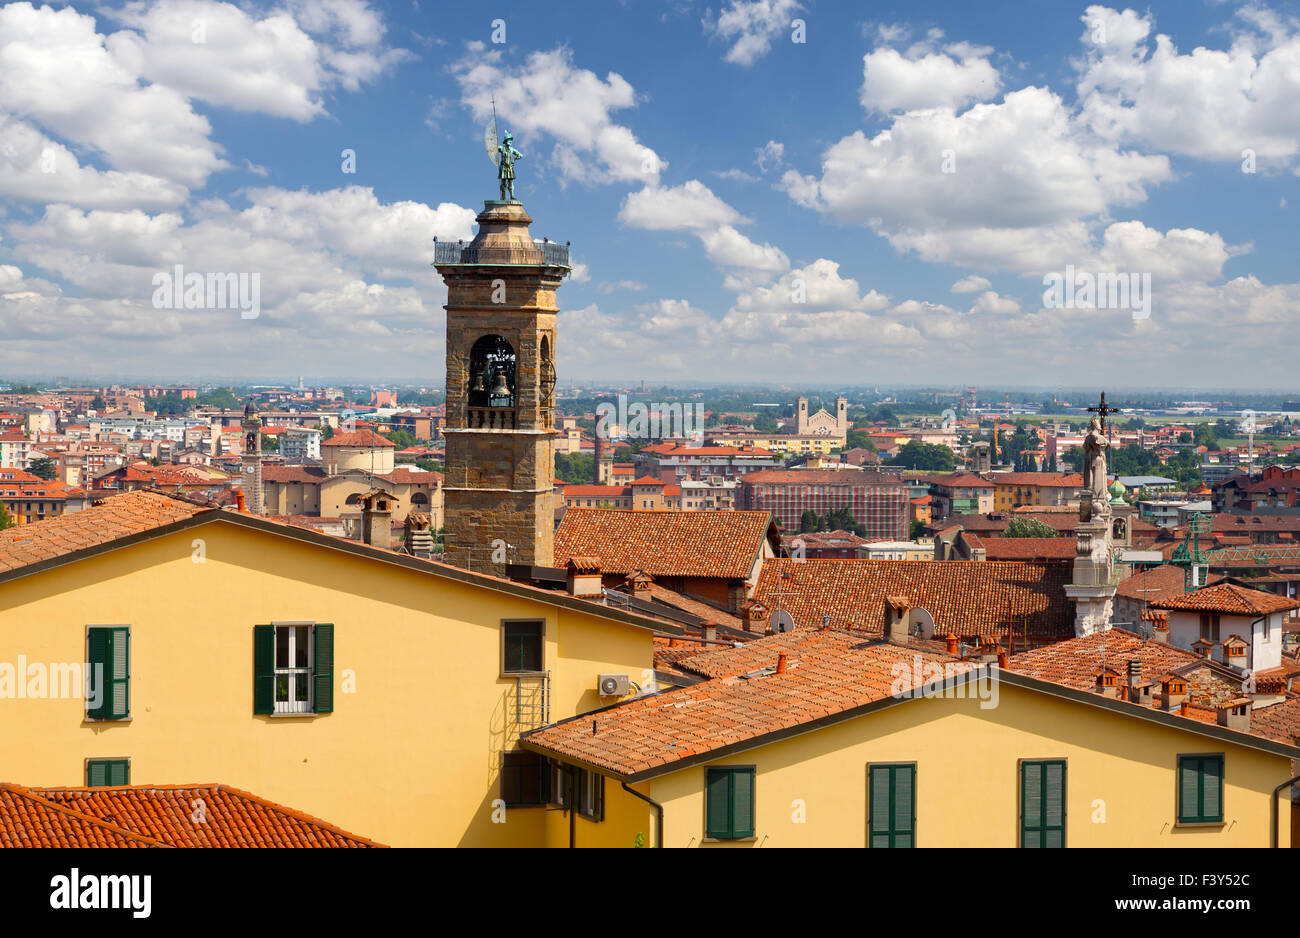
[945,633,959,655]
[234,488,246,512]
[1142,609,1168,643]
[566,557,603,596]
[978,636,1000,664]
[1216,698,1251,732]
[702,621,717,642]
[360,489,393,550]
[740,600,769,634]
[626,569,653,602]
[1126,658,1142,699]
[1095,667,1119,698]
[404,512,434,558]
[775,652,787,674]
[1159,676,1188,711]
[886,596,911,644]
[996,649,1008,668]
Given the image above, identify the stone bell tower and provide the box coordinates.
[434,200,568,573]
[240,400,263,515]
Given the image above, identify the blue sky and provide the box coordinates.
[0,0,1297,387]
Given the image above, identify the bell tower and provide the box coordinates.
[435,199,568,573]
[240,400,263,515]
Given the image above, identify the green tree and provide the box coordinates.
[0,502,14,530]
[799,510,819,533]
[28,457,56,480]
[1193,423,1218,448]
[844,430,876,451]
[1002,517,1057,538]
[260,432,279,453]
[320,424,334,441]
[909,518,927,539]
[1064,446,1086,472]
[886,441,956,472]
[555,452,596,482]
[387,428,416,450]
[90,395,106,411]
[1109,444,1161,477]
[753,413,778,433]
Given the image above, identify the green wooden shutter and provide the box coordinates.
[107,628,129,719]
[86,759,128,787]
[869,765,915,848]
[1202,757,1222,821]
[705,769,731,838]
[86,760,107,787]
[732,769,755,838]
[1179,755,1224,823]
[108,759,128,786]
[253,624,274,714]
[1021,760,1066,847]
[86,628,110,720]
[313,623,334,714]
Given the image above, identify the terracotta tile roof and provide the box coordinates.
[1152,582,1300,615]
[523,630,978,777]
[751,558,1074,640]
[980,537,1076,561]
[924,473,994,488]
[0,491,206,573]
[631,475,665,486]
[555,508,776,579]
[3,783,382,847]
[0,784,162,847]
[944,511,1161,537]
[1008,629,1205,691]
[644,584,746,631]
[321,429,394,449]
[1245,696,1300,746]
[1114,564,1192,602]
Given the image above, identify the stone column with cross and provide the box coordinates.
[1064,391,1119,636]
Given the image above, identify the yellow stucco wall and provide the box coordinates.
[0,519,655,847]
[581,683,1291,847]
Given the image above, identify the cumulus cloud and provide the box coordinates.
[452,46,665,186]
[950,274,992,294]
[1076,5,1300,166]
[860,44,1001,114]
[704,0,802,66]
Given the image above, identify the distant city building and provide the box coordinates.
[737,469,907,539]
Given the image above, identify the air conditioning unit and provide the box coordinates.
[598,673,631,697]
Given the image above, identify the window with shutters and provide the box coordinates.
[502,619,544,674]
[577,768,604,821]
[1177,754,1224,824]
[85,625,129,721]
[705,766,755,840]
[500,751,547,806]
[253,622,333,716]
[85,758,129,787]
[868,763,915,848]
[1020,759,1066,847]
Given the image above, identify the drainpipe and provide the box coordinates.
[1272,772,1300,848]
[621,780,664,848]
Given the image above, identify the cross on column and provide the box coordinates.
[1087,391,1114,433]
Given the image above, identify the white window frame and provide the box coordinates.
[272,621,314,714]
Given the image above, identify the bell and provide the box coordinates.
[470,369,486,393]
[490,370,511,396]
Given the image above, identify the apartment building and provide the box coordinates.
[737,469,908,540]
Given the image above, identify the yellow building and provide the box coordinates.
[990,472,1085,511]
[0,491,676,848]
[524,628,1300,847]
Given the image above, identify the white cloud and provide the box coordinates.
[861,45,1001,114]
[1076,5,1300,165]
[452,46,665,186]
[967,290,1020,315]
[950,274,991,294]
[755,140,785,173]
[620,181,747,231]
[704,0,803,66]
[0,1,226,187]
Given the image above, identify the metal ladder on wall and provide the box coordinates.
[515,672,550,731]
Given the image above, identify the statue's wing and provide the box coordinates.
[484,117,499,166]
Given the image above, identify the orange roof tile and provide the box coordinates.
[555,508,776,579]
[0,491,206,573]
[751,558,1074,640]
[321,429,394,449]
[3,783,382,847]
[523,630,979,778]
[1152,582,1300,616]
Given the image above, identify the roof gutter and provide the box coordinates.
[621,780,663,848]
[1272,772,1300,848]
